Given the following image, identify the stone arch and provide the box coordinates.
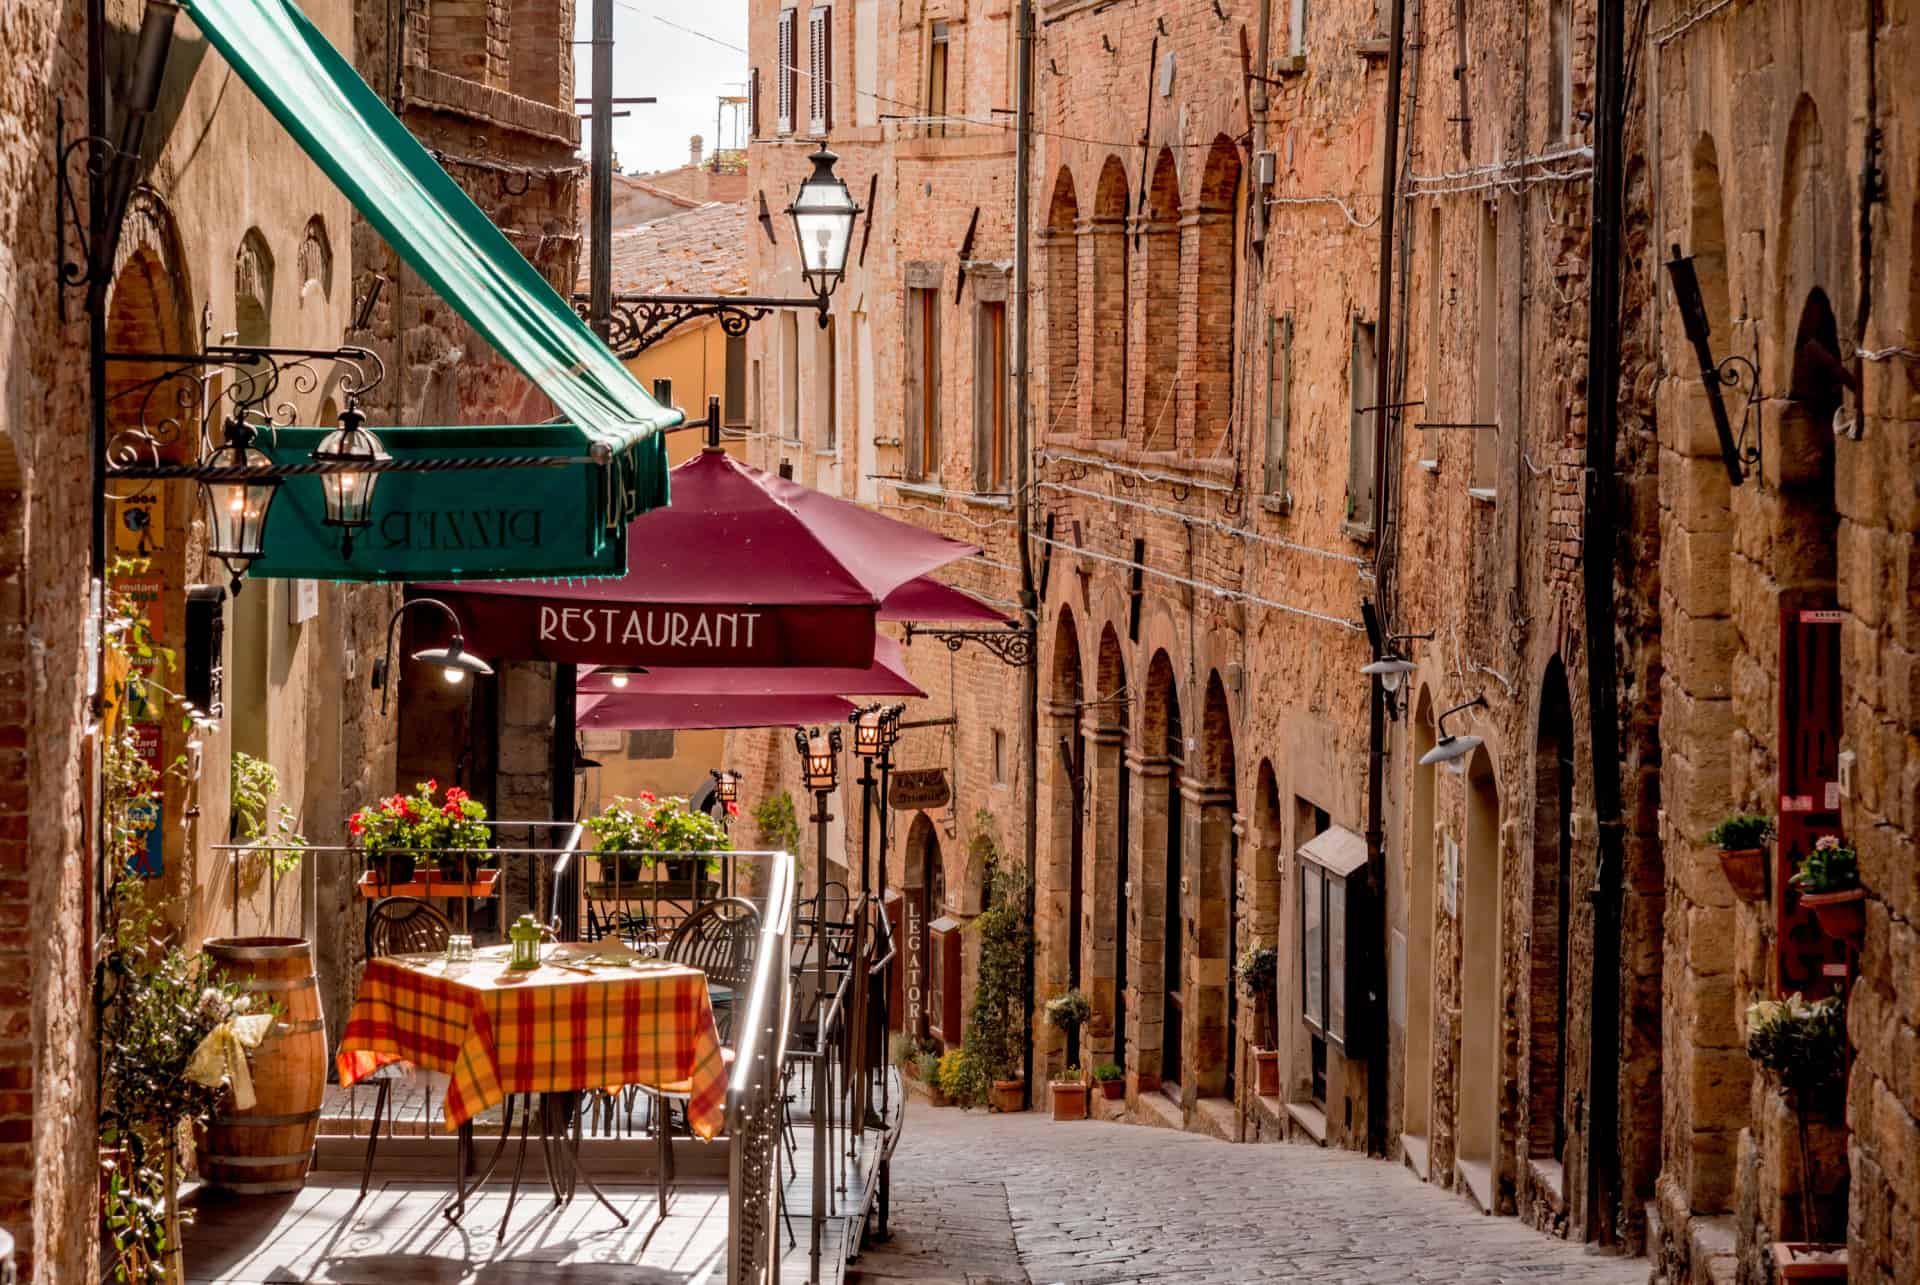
[1085,158,1130,440]
[1191,136,1242,458]
[1403,686,1439,1163]
[1528,659,1574,1177]
[1775,94,1837,367]
[1045,169,1080,439]
[1135,648,1184,1094]
[299,215,334,303]
[1090,622,1132,1066]
[1137,149,1181,451]
[1194,670,1237,1100]
[1458,743,1503,1210]
[235,228,275,346]
[1046,606,1087,1067]
[1690,135,1731,333]
[1778,287,1846,496]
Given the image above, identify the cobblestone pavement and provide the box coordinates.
[856,1102,1649,1285]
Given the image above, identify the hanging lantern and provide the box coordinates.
[794,726,842,793]
[786,147,860,306]
[880,703,905,752]
[711,769,741,806]
[851,704,884,759]
[311,398,389,555]
[201,417,280,594]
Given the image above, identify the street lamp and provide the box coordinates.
[311,397,389,557]
[201,416,281,594]
[795,725,843,794]
[786,147,861,319]
[1361,653,1418,722]
[598,665,648,689]
[851,704,885,760]
[711,768,741,808]
[371,597,494,715]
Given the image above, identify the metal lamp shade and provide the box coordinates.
[312,405,389,549]
[787,148,858,297]
[202,434,280,590]
[1360,655,1417,693]
[410,636,494,685]
[1418,733,1483,770]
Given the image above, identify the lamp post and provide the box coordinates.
[849,704,885,1128]
[787,147,860,325]
[710,767,741,897]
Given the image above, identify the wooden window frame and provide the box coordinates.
[1344,316,1378,538]
[1265,312,1293,499]
[904,275,942,481]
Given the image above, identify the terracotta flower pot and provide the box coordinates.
[1253,1048,1281,1097]
[925,1084,951,1108]
[1717,847,1769,902]
[368,849,415,886]
[1050,1081,1088,1121]
[1798,886,1866,945]
[1770,1242,1847,1280]
[990,1079,1024,1113]
[1099,1078,1125,1100]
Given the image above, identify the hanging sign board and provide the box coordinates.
[114,488,165,556]
[252,427,627,582]
[888,768,951,812]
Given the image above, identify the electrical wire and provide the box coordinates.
[1037,449,1238,496]
[1036,481,1370,567]
[1650,0,1735,46]
[1266,194,1381,230]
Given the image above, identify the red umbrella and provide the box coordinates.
[578,636,926,698]
[577,691,857,731]
[423,449,978,669]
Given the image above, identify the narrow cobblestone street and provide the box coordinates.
[854,1105,1648,1285]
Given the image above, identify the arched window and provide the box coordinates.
[1191,137,1241,458]
[1087,159,1130,440]
[1138,149,1180,452]
[1044,170,1080,438]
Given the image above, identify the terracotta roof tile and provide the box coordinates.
[580,201,751,297]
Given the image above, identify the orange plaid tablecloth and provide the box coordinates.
[337,945,728,1139]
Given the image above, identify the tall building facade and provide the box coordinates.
[739,0,1920,1278]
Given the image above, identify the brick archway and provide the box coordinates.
[1043,606,1086,1070]
[1190,670,1236,1101]
[1135,149,1179,452]
[1043,170,1079,439]
[1190,136,1241,457]
[1133,648,1182,1096]
[1083,157,1130,441]
[1088,623,1130,1070]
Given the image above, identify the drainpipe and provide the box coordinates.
[1014,0,1041,1110]
[1360,0,1407,1161]
[1581,0,1627,1245]
[1251,0,1273,242]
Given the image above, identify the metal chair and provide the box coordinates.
[640,896,762,1219]
[359,897,452,1197]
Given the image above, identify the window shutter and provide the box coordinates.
[1346,319,1377,532]
[1266,313,1292,496]
[972,305,992,491]
[904,291,925,479]
[776,10,795,134]
[808,7,832,134]
[749,66,760,137]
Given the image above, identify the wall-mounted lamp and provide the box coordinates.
[311,397,389,556]
[201,415,281,594]
[1419,696,1488,771]
[1664,244,1760,485]
[370,597,493,715]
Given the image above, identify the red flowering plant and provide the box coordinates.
[350,779,492,883]
[583,791,728,881]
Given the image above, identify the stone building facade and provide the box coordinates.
[739,0,1920,1279]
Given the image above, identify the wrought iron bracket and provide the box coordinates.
[575,292,828,359]
[1711,351,1764,479]
[902,623,1036,668]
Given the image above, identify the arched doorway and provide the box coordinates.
[902,812,944,1043]
[1139,650,1183,1096]
[1457,745,1502,1211]
[1048,609,1086,1067]
[1530,662,1574,1184]
[1196,672,1237,1099]
[1404,688,1438,1172]
[1250,762,1282,1080]
[1091,625,1131,1070]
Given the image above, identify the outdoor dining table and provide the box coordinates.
[336,943,728,1222]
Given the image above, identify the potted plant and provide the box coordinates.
[936,1047,984,1108]
[1050,1066,1089,1121]
[1706,812,1773,903]
[916,1051,945,1103]
[1236,944,1281,1096]
[584,792,728,890]
[965,858,1030,1113]
[1092,1061,1124,1100]
[1791,836,1865,946]
[351,779,493,885]
[1746,993,1849,1278]
[1044,989,1092,1057]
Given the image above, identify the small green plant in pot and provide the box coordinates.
[1791,835,1865,945]
[1236,944,1281,1096]
[1706,812,1773,903]
[1092,1061,1125,1100]
[1747,992,1849,1268]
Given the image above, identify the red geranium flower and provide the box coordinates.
[639,791,656,803]
[726,802,740,817]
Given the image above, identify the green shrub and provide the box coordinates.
[1092,1062,1123,1083]
[1044,989,1092,1035]
[965,858,1030,1084]
[914,1051,941,1084]
[1746,993,1846,1104]
[1706,812,1773,851]
[937,1046,986,1106]
[1235,944,1279,997]
[752,790,802,855]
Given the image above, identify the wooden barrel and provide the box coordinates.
[198,937,326,1194]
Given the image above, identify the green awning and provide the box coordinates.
[255,427,627,581]
[179,0,678,531]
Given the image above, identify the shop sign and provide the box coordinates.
[889,768,951,812]
[114,489,165,555]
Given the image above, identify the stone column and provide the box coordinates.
[1082,722,1124,1066]
[1185,778,1235,1101]
[1128,749,1171,1094]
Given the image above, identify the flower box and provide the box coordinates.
[990,1078,1024,1114]
[1049,1080,1088,1121]
[1770,1242,1847,1280]
[1253,1048,1281,1097]
[1798,887,1865,945]
[358,867,499,900]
